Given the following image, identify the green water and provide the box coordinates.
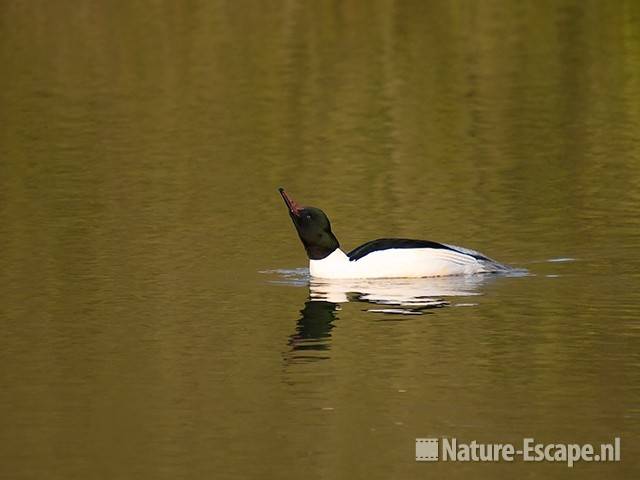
[1,1,639,479]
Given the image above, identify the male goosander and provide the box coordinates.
[279,188,510,279]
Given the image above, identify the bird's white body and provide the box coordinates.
[309,246,508,279]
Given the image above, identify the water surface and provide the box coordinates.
[1,1,639,479]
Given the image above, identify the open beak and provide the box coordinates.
[278,187,302,217]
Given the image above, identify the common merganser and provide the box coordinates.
[279,188,510,279]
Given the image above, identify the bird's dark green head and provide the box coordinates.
[278,188,340,260]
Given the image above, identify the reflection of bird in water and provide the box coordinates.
[277,271,524,363]
[292,300,338,346]
[308,275,495,314]
[286,300,339,363]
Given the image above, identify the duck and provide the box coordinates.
[279,188,510,279]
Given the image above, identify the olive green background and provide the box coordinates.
[1,1,639,479]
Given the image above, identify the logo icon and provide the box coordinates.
[415,438,439,461]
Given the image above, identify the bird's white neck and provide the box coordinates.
[309,248,350,278]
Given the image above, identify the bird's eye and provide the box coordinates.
[305,214,312,220]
